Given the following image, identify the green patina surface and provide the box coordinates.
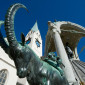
[43,52,64,76]
[31,21,39,32]
[0,3,69,85]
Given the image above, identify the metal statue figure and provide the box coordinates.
[43,52,64,76]
[0,3,69,85]
[65,42,73,59]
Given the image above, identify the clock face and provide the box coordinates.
[26,38,31,44]
[35,39,40,47]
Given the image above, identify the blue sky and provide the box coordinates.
[0,0,85,61]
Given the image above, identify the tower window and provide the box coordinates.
[0,70,8,85]
[35,39,40,47]
[26,38,31,44]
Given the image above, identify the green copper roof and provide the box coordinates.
[31,21,39,32]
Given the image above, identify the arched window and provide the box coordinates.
[0,70,8,85]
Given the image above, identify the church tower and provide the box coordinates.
[25,21,42,58]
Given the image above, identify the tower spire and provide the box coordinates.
[25,21,42,58]
[31,21,38,32]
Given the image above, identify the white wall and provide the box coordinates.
[0,59,18,85]
[0,46,29,85]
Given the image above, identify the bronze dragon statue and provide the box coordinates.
[0,3,69,85]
